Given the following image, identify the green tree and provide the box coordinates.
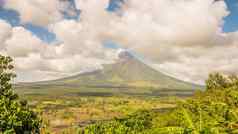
[205,73,229,90]
[0,55,41,134]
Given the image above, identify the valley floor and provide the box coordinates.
[19,94,182,133]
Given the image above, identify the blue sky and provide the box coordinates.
[0,0,237,43]
[223,0,238,32]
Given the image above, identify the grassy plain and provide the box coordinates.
[16,88,185,133]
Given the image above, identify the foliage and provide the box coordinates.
[79,110,153,134]
[0,55,41,134]
[81,73,238,134]
[205,72,238,90]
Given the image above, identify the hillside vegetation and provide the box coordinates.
[76,73,238,134]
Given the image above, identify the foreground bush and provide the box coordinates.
[78,110,153,134]
[0,55,41,134]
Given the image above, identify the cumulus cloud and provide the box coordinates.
[1,0,238,84]
[110,0,228,49]
[4,0,73,26]
[0,0,119,82]
[150,39,238,84]
[5,27,46,57]
[107,0,238,84]
[75,0,109,11]
[0,20,11,49]
[0,19,118,82]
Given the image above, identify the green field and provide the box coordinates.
[17,92,182,133]
[15,80,193,133]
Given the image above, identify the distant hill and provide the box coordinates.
[16,51,201,97]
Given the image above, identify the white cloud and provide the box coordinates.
[75,0,109,11]
[4,0,70,26]
[111,0,228,48]
[0,19,118,82]
[5,27,46,57]
[152,43,238,84]
[106,0,238,84]
[0,20,11,49]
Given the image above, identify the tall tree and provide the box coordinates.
[0,55,41,134]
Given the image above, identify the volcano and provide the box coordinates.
[16,51,200,96]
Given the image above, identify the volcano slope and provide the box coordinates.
[15,51,201,97]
